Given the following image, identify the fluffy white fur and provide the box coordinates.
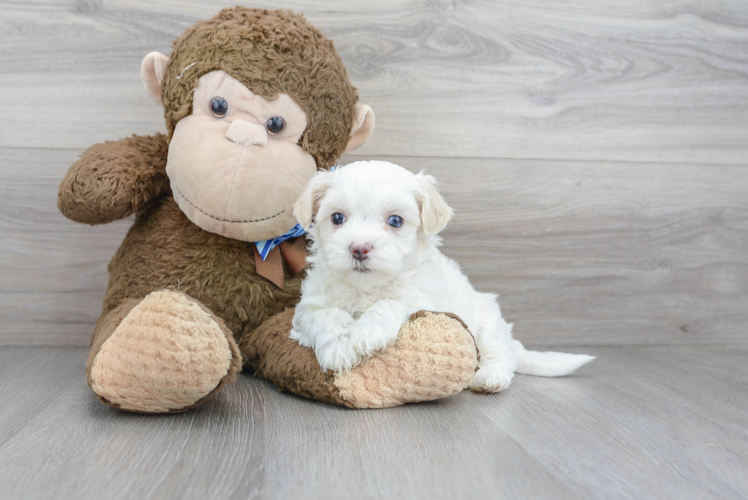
[291,161,594,392]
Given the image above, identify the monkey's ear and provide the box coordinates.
[415,171,454,236]
[141,52,170,105]
[293,171,335,230]
[344,104,375,153]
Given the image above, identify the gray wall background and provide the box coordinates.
[1,0,746,346]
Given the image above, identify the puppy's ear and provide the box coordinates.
[415,172,453,236]
[294,171,335,230]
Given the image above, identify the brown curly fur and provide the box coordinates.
[240,308,354,407]
[103,193,303,337]
[58,134,169,225]
[58,7,362,411]
[58,8,474,412]
[163,7,358,169]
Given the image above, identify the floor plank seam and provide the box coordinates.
[2,145,747,169]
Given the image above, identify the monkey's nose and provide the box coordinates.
[351,243,372,261]
[226,119,268,147]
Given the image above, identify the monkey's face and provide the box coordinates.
[166,71,317,242]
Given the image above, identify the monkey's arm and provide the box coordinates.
[58,133,170,224]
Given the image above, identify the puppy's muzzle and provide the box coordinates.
[351,243,372,261]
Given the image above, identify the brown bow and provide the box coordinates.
[253,236,308,289]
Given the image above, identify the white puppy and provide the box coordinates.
[291,161,594,392]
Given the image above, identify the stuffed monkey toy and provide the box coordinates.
[58,7,478,413]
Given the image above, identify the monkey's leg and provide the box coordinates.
[87,290,241,413]
[240,309,478,408]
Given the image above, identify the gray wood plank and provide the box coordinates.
[386,155,748,346]
[3,147,746,346]
[0,345,746,499]
[0,148,130,344]
[1,0,747,164]
[0,347,87,448]
[488,345,748,499]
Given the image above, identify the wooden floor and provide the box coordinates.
[0,345,746,500]
[2,0,748,498]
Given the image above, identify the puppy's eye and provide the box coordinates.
[266,116,286,135]
[210,97,229,117]
[388,215,403,228]
[331,213,346,226]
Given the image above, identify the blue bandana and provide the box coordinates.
[254,223,307,261]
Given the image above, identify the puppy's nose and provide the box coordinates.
[351,243,372,261]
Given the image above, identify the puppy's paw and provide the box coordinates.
[349,318,401,357]
[316,338,361,373]
[469,363,516,393]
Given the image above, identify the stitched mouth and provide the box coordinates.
[175,186,285,224]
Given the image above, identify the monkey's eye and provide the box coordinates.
[210,97,229,117]
[331,213,346,226]
[266,116,286,135]
[388,215,403,228]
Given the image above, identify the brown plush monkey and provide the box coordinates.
[58,7,478,413]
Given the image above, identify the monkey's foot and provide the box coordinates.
[333,311,478,408]
[242,309,478,409]
[89,290,241,413]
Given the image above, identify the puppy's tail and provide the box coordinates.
[513,340,595,377]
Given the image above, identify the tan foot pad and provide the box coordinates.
[334,311,479,408]
[90,290,235,413]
